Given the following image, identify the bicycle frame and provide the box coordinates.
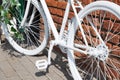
[21,0,89,55]
[39,0,89,52]
[32,0,113,79]
[2,0,119,80]
[37,1,85,79]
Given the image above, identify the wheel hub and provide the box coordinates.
[88,44,109,61]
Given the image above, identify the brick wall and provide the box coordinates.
[46,0,120,55]
[46,0,120,77]
[46,0,120,26]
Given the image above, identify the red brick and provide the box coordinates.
[46,0,58,7]
[69,12,74,19]
[112,45,120,56]
[106,42,112,49]
[74,51,87,57]
[76,30,83,40]
[103,20,113,31]
[112,22,120,33]
[106,32,120,45]
[81,0,93,5]
[106,12,119,21]
[114,0,120,5]
[52,15,63,24]
[57,1,67,9]
[46,0,120,53]
[49,7,64,17]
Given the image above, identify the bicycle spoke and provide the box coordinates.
[73,4,120,79]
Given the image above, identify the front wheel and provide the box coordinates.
[3,0,49,55]
[68,1,120,80]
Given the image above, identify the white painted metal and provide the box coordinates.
[40,0,59,40]
[36,59,48,70]
[35,1,84,80]
[2,0,49,55]
[1,0,120,80]
[36,0,120,80]
[28,7,36,26]
[21,0,31,27]
[68,1,120,80]
[67,18,83,80]
[59,2,71,40]
[71,0,89,48]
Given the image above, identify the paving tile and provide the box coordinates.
[0,69,7,80]
[0,60,18,78]
[7,76,21,80]
[0,43,71,80]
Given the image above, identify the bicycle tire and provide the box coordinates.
[68,1,120,80]
[2,0,49,55]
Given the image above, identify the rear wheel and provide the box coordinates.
[3,0,49,55]
[68,1,120,80]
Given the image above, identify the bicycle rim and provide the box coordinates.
[3,0,49,55]
[68,1,120,80]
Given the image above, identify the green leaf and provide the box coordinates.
[14,32,19,38]
[18,0,25,18]
[2,0,7,5]
[1,10,5,17]
[4,18,10,24]
[18,33,24,41]
[0,0,25,41]
[0,6,3,11]
[14,32,24,41]
[11,27,17,32]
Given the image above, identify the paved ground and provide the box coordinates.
[0,41,73,80]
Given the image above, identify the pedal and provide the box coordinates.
[35,59,48,70]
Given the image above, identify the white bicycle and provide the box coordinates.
[1,0,120,80]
